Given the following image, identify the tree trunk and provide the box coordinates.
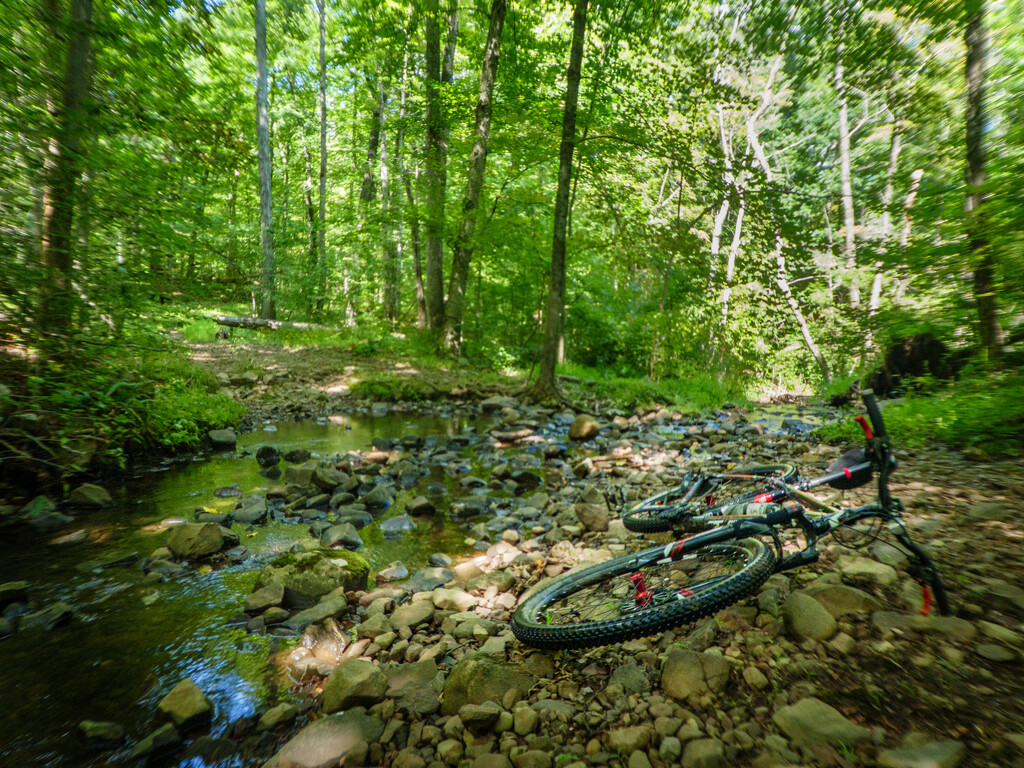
[317,0,327,313]
[378,81,401,322]
[360,92,382,204]
[835,1,858,309]
[423,0,446,329]
[38,0,92,343]
[893,168,923,303]
[774,235,832,384]
[868,118,901,315]
[396,10,427,328]
[444,0,507,356]
[301,128,317,313]
[965,0,1001,362]
[255,0,275,320]
[720,185,744,329]
[531,0,588,400]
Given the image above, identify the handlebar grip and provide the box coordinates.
[861,389,887,439]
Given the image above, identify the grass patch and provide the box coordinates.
[815,372,1024,456]
[557,362,747,412]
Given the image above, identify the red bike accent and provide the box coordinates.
[677,588,694,597]
[920,586,933,616]
[628,573,653,606]
[854,415,874,440]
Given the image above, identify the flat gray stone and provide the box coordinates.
[772,697,872,748]
[878,740,966,768]
[262,711,384,768]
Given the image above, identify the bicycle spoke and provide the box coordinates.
[541,547,750,627]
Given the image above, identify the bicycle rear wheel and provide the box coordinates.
[622,464,796,533]
[511,537,776,650]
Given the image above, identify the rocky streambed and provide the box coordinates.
[2,395,1024,768]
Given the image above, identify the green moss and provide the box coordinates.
[269,548,370,577]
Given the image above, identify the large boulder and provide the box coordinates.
[262,711,384,768]
[772,697,872,748]
[322,659,388,713]
[253,549,369,609]
[441,657,537,715]
[878,740,966,768]
[167,523,239,560]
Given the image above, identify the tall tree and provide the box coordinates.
[531,0,588,400]
[444,0,508,356]
[255,0,276,319]
[316,0,328,314]
[834,0,859,309]
[38,0,93,343]
[423,0,445,329]
[965,0,1001,361]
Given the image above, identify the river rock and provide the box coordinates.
[575,502,609,532]
[380,514,417,536]
[432,588,477,612]
[441,657,538,715]
[403,567,454,593]
[569,415,600,441]
[973,579,1024,618]
[167,523,239,560]
[21,601,73,631]
[607,725,653,754]
[259,703,298,731]
[234,496,268,524]
[67,483,112,508]
[208,429,237,449]
[459,702,503,733]
[661,648,731,701]
[254,549,369,609]
[130,723,181,760]
[312,466,347,491]
[263,711,384,768]
[256,445,281,467]
[837,555,898,586]
[0,580,29,609]
[878,740,966,768]
[772,697,872,748]
[481,396,521,411]
[784,591,837,640]
[466,571,515,593]
[377,561,409,582]
[360,485,393,510]
[391,600,435,630]
[158,678,213,730]
[284,595,349,633]
[805,583,882,617]
[284,461,317,485]
[408,496,436,516]
[323,659,388,712]
[681,738,726,768]
[321,523,363,550]
[610,662,651,693]
[79,719,126,745]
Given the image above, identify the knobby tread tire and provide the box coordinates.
[622,464,797,534]
[511,537,776,650]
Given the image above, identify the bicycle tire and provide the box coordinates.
[622,464,797,533]
[511,537,776,649]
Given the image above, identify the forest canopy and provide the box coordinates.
[2,0,1022,394]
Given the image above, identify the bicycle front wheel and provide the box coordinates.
[622,464,797,533]
[511,537,776,650]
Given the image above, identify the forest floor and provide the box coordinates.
[179,339,1024,768]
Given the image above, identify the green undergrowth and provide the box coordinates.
[815,372,1024,456]
[556,363,748,413]
[1,342,245,480]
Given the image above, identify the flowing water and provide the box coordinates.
[0,413,478,768]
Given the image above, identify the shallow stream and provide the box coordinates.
[0,413,477,768]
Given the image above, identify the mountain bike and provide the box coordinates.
[511,390,951,650]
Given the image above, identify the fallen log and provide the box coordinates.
[214,315,344,333]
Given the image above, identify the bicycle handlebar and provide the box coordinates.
[861,389,887,439]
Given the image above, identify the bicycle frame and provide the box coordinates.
[628,390,950,615]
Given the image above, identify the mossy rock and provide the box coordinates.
[254,549,368,609]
